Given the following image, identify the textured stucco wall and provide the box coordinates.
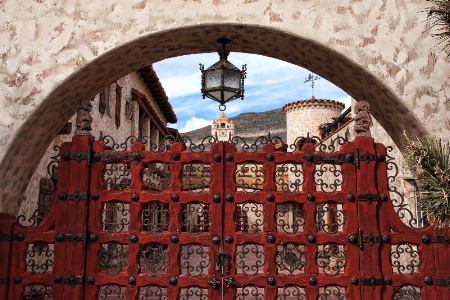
[284,99,345,146]
[1,0,449,214]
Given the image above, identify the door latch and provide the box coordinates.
[214,253,231,273]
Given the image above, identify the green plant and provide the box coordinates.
[404,137,450,227]
[426,0,450,57]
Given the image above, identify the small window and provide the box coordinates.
[115,84,122,127]
[221,123,225,128]
[99,85,111,115]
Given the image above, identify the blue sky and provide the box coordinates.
[153,53,350,133]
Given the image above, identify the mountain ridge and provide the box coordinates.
[182,108,286,143]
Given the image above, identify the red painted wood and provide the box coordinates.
[354,137,383,299]
[0,213,15,299]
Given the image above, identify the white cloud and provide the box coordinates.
[179,117,213,133]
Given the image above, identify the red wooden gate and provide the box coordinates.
[1,134,449,299]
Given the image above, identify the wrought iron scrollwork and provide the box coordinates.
[97,284,126,300]
[179,286,208,300]
[236,243,266,275]
[182,163,211,192]
[236,285,266,300]
[276,202,305,233]
[314,164,342,193]
[99,243,128,275]
[386,146,422,228]
[235,162,265,193]
[181,135,217,153]
[318,286,347,300]
[234,202,265,233]
[316,203,345,234]
[103,163,131,191]
[25,242,55,274]
[316,244,346,276]
[393,285,422,300]
[101,202,130,232]
[275,163,304,192]
[180,244,210,276]
[231,134,285,153]
[390,243,421,275]
[276,243,306,275]
[142,162,171,192]
[139,243,169,275]
[22,284,52,299]
[142,202,169,233]
[181,203,210,233]
[138,286,167,300]
[276,285,307,300]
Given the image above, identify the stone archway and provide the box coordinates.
[1,2,447,214]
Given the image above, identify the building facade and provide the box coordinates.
[211,112,235,142]
[17,66,178,225]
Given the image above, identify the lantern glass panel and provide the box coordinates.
[205,69,222,88]
[223,91,237,102]
[209,91,222,101]
[224,69,241,89]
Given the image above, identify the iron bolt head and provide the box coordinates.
[267,235,276,243]
[309,277,317,286]
[54,275,62,284]
[307,194,315,202]
[128,277,136,285]
[348,234,357,244]
[424,276,433,285]
[91,193,99,200]
[89,233,98,243]
[13,276,21,284]
[16,233,25,241]
[171,194,179,202]
[225,235,233,243]
[266,194,275,202]
[266,153,274,161]
[214,154,221,162]
[384,276,392,285]
[212,235,221,244]
[172,153,180,161]
[421,235,431,244]
[130,234,138,243]
[226,153,234,161]
[267,277,276,285]
[62,152,71,160]
[308,234,316,243]
[350,277,359,285]
[87,276,95,284]
[382,234,391,243]
[59,192,67,200]
[131,193,139,201]
[93,153,101,161]
[170,235,179,243]
[169,277,178,285]
[213,194,221,203]
[226,194,234,202]
[380,194,388,201]
[347,194,355,202]
[55,233,65,242]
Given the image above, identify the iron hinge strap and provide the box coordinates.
[432,235,450,245]
[348,229,391,249]
[54,274,84,287]
[58,190,88,202]
[0,277,8,284]
[55,228,97,248]
[360,275,391,288]
[0,232,24,241]
[435,276,450,288]
[357,192,388,204]
[61,145,93,165]
[92,151,144,164]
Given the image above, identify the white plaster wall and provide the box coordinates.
[1,0,449,214]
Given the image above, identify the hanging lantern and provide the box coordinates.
[200,38,247,111]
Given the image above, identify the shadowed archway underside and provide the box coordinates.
[0,24,427,214]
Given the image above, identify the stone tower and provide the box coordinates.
[283,97,345,146]
[211,112,235,141]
